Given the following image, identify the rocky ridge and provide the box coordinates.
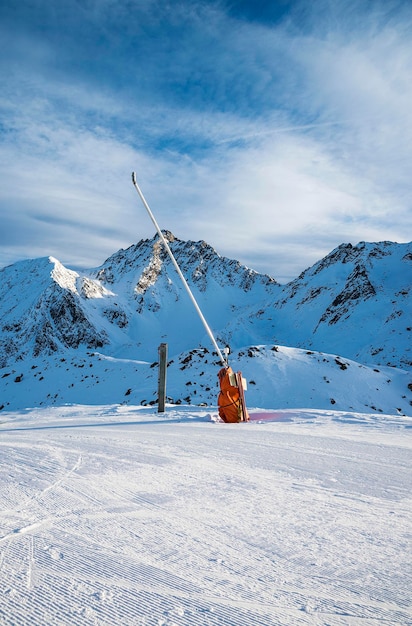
[1,235,411,414]
[225,241,411,370]
[0,237,410,371]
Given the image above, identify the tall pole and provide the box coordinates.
[131,172,227,368]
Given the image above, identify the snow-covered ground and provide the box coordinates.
[1,404,411,625]
[2,344,411,416]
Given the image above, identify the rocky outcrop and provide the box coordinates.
[0,238,410,370]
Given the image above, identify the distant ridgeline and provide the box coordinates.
[0,236,411,414]
[0,236,410,369]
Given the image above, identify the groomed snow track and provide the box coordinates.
[0,405,411,625]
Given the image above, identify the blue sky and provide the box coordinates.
[0,0,411,282]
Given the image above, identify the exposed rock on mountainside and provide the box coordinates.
[0,233,278,367]
[0,237,410,371]
[317,262,376,326]
[231,241,411,369]
[0,236,411,414]
[0,258,108,367]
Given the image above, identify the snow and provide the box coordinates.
[50,257,79,293]
[2,343,411,417]
[1,238,411,410]
[1,238,411,623]
[1,404,411,625]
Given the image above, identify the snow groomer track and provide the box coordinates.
[0,404,411,625]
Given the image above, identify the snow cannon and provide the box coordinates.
[132,172,250,420]
[218,366,250,423]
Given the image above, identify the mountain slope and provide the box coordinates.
[0,236,411,414]
[0,257,109,367]
[1,344,411,416]
[0,232,278,366]
[226,241,412,369]
[90,231,279,358]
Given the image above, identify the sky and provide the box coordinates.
[0,0,411,282]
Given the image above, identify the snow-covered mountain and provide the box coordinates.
[223,241,412,370]
[89,231,278,359]
[0,234,411,414]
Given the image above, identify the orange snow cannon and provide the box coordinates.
[218,366,250,423]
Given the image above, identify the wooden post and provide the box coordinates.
[158,343,168,413]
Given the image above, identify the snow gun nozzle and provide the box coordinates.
[131,172,137,184]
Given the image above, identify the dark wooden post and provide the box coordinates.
[158,343,168,413]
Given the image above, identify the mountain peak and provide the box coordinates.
[49,256,79,293]
[160,229,176,242]
[0,238,410,372]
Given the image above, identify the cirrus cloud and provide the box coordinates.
[0,0,411,281]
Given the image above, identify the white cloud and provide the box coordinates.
[0,0,411,281]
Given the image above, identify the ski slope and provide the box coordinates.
[0,405,411,625]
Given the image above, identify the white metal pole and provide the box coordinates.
[131,172,227,368]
